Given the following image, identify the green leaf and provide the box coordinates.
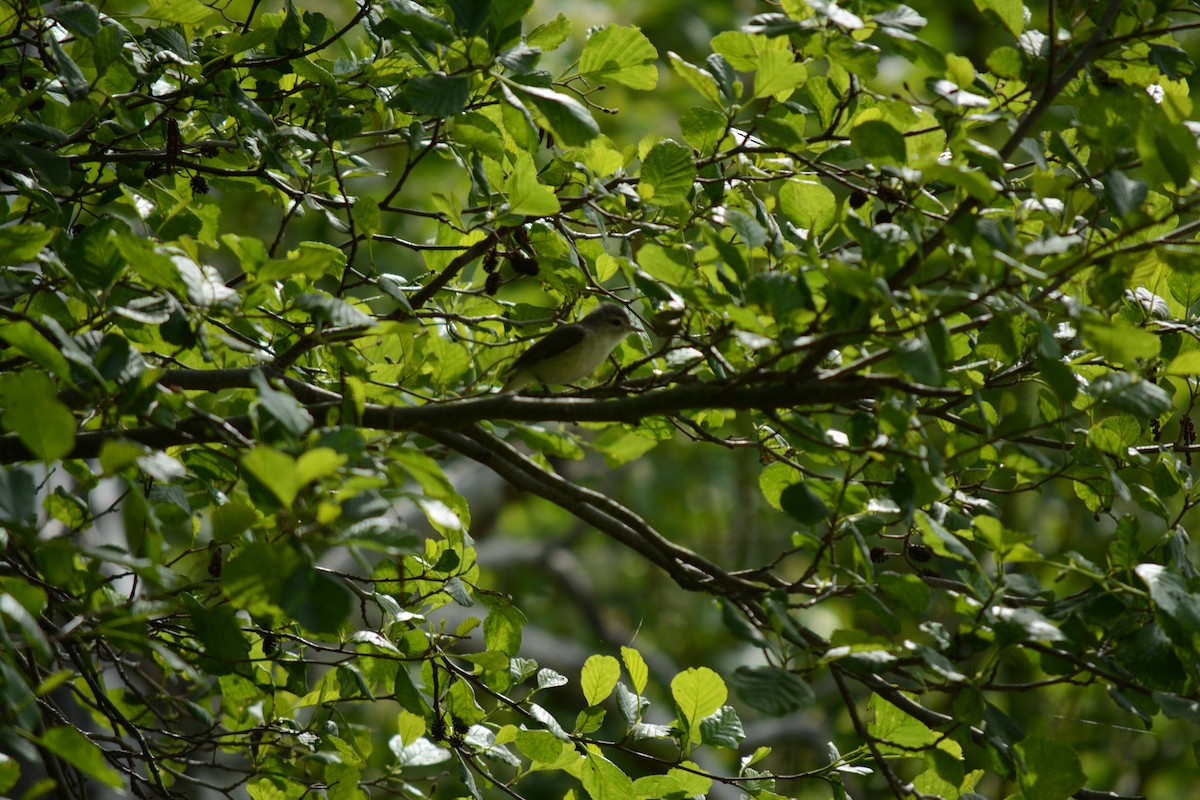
[699,706,744,748]
[0,592,50,659]
[729,666,815,716]
[711,31,778,71]
[1016,736,1086,800]
[276,0,309,51]
[0,752,18,793]
[1136,564,1200,647]
[1086,372,1172,416]
[283,564,353,633]
[211,498,259,542]
[779,179,836,233]
[987,606,1066,643]
[1087,414,1141,455]
[0,467,36,527]
[222,75,275,131]
[251,371,313,437]
[1113,624,1188,694]
[385,0,454,44]
[506,153,561,216]
[403,73,471,116]
[516,729,567,762]
[187,596,251,671]
[483,601,524,658]
[580,749,636,800]
[915,510,979,566]
[1081,317,1160,364]
[50,2,102,36]
[498,85,540,151]
[527,13,571,51]
[868,693,938,749]
[780,482,828,524]
[638,140,695,207]
[0,224,54,262]
[1154,692,1200,722]
[295,293,373,327]
[753,48,807,100]
[670,666,727,729]
[48,37,89,100]
[0,371,75,462]
[488,0,531,31]
[973,0,1023,35]
[0,322,73,381]
[680,106,728,154]
[511,83,600,146]
[725,209,767,248]
[850,120,907,164]
[747,272,813,322]
[668,53,721,104]
[97,439,144,476]
[146,0,213,23]
[579,25,659,90]
[581,655,621,706]
[620,646,648,695]
[1103,170,1148,219]
[987,45,1024,79]
[876,572,930,613]
[391,736,452,767]
[39,727,124,789]
[1164,350,1200,376]
[631,775,690,798]
[921,162,997,201]
[241,447,303,506]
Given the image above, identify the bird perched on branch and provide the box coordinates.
[502,303,636,392]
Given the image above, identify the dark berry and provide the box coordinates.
[875,209,893,225]
[849,189,868,208]
[869,546,889,564]
[430,716,448,741]
[485,270,501,295]
[509,253,538,276]
[190,175,209,194]
[907,543,932,563]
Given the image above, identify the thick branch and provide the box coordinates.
[0,375,942,464]
[440,424,766,597]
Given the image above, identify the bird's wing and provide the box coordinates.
[508,323,585,372]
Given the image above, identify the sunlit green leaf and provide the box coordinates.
[581,655,621,706]
[638,139,695,207]
[671,667,727,730]
[580,25,659,90]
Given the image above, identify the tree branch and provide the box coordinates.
[1,375,947,464]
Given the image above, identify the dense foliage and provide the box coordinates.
[3,0,1200,798]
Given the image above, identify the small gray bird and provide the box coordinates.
[502,303,636,392]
